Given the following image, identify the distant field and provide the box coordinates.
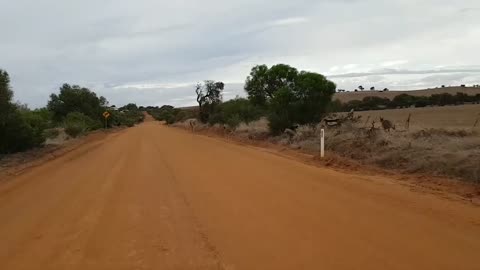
[334,86,480,103]
[353,104,480,130]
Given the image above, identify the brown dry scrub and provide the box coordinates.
[323,125,480,183]
[172,117,480,183]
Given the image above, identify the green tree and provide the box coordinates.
[360,96,390,110]
[47,84,107,123]
[430,93,456,106]
[293,71,336,125]
[244,64,336,134]
[455,92,469,104]
[0,69,14,115]
[268,87,298,134]
[412,96,430,107]
[119,103,139,111]
[245,64,298,106]
[0,70,47,153]
[196,80,224,123]
[391,94,415,108]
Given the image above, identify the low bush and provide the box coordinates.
[147,105,194,125]
[268,111,294,135]
[1,108,46,154]
[109,109,144,127]
[0,107,49,154]
[64,112,98,137]
[1,70,49,154]
[207,98,264,129]
[225,114,242,129]
[43,128,60,139]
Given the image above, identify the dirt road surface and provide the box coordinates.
[1,117,480,270]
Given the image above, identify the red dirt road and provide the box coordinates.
[1,119,480,270]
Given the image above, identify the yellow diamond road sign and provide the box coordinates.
[103,111,110,118]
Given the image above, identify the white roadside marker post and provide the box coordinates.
[320,129,325,158]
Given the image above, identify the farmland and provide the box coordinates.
[355,104,480,130]
[334,86,480,103]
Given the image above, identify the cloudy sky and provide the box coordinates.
[1,0,479,108]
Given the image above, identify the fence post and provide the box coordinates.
[320,129,325,158]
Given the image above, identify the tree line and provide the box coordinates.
[331,92,480,112]
[150,63,480,134]
[0,69,144,155]
[149,64,337,135]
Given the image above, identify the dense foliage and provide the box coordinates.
[196,80,224,123]
[245,64,298,106]
[0,70,48,153]
[208,97,264,129]
[1,69,144,154]
[64,112,99,137]
[147,105,195,125]
[245,64,336,134]
[47,84,107,124]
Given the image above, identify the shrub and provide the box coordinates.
[21,110,49,146]
[109,109,144,127]
[65,124,84,138]
[268,111,294,135]
[43,128,60,139]
[124,118,135,127]
[0,70,47,153]
[1,108,46,153]
[175,111,188,122]
[430,93,456,106]
[64,112,97,137]
[225,114,242,129]
[164,113,175,125]
[360,96,390,110]
[147,105,192,125]
[221,98,263,124]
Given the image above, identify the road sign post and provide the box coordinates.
[103,111,111,129]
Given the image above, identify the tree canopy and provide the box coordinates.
[195,80,224,123]
[47,84,108,122]
[0,70,14,114]
[1,69,47,153]
[245,64,298,106]
[244,64,336,134]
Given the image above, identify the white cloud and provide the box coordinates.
[381,60,409,67]
[268,17,309,27]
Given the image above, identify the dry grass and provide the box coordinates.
[172,104,480,183]
[322,125,480,183]
[334,86,480,103]
[235,118,270,140]
[45,128,70,145]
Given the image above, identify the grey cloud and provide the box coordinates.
[459,7,480,13]
[1,0,479,107]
